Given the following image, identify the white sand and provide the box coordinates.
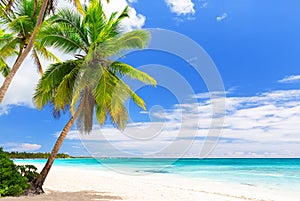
[3,165,299,201]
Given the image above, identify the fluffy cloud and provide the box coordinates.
[0,57,40,113]
[2,143,42,152]
[64,89,300,158]
[278,75,300,83]
[102,0,146,31]
[165,0,195,16]
[216,12,228,21]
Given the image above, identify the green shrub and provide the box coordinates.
[0,148,29,197]
[17,165,39,182]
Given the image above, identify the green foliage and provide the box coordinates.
[0,0,59,76]
[16,165,39,183]
[34,1,156,133]
[6,151,71,159]
[0,148,29,197]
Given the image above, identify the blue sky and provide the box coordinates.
[1,0,300,157]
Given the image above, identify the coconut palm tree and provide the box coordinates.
[0,0,93,102]
[32,0,156,192]
[0,0,50,102]
[0,0,59,78]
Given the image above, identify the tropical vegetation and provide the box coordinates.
[0,0,59,78]
[0,0,91,102]
[0,147,29,197]
[0,0,51,102]
[0,0,156,195]
[32,0,156,193]
[6,151,71,159]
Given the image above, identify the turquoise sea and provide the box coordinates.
[14,158,300,192]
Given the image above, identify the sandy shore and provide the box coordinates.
[1,166,298,201]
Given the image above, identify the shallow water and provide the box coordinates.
[14,158,300,192]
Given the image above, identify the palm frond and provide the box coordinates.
[52,62,81,111]
[0,38,19,58]
[31,48,43,74]
[111,73,147,110]
[70,63,104,114]
[93,68,145,129]
[34,59,82,110]
[84,0,123,44]
[93,30,150,59]
[110,62,156,86]
[0,30,19,58]
[38,22,86,53]
[8,15,34,37]
[0,57,10,77]
[34,41,60,62]
[76,89,95,133]
[0,1,15,24]
[47,8,89,51]
[107,5,129,34]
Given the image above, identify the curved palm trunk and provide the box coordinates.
[33,116,76,193]
[33,103,84,193]
[0,0,49,103]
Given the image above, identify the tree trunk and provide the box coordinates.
[0,0,49,103]
[32,116,76,193]
[32,103,84,193]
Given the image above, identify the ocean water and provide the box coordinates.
[14,158,300,192]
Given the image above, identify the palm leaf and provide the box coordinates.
[34,59,82,109]
[0,31,18,58]
[110,62,156,86]
[38,22,86,53]
[34,41,60,62]
[53,62,81,111]
[0,57,10,77]
[47,8,89,51]
[76,89,95,133]
[8,15,33,36]
[31,48,43,74]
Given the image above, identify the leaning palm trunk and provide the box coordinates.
[0,0,49,103]
[32,103,83,193]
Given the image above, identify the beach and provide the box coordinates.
[2,163,299,201]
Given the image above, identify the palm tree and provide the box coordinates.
[0,0,50,102]
[32,0,156,193]
[0,0,59,79]
[0,0,93,102]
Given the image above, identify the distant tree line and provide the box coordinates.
[5,151,71,159]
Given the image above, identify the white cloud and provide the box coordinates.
[278,75,300,83]
[165,0,195,16]
[101,0,146,32]
[2,143,42,152]
[62,89,300,158]
[0,57,40,113]
[216,12,228,21]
